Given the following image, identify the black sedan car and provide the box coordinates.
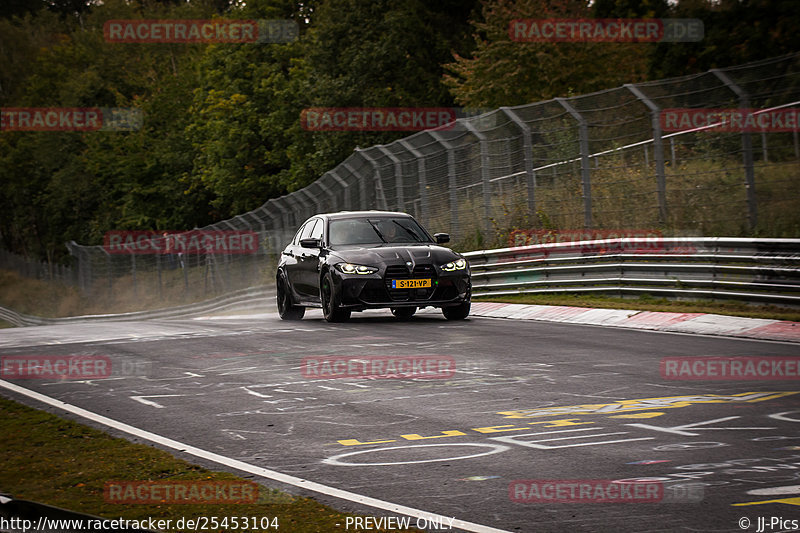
[276,211,471,322]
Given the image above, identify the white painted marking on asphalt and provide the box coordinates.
[770,411,800,423]
[242,386,273,398]
[746,485,800,496]
[323,443,510,466]
[130,394,186,408]
[0,379,512,533]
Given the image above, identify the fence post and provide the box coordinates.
[288,190,312,223]
[315,179,338,213]
[398,140,428,224]
[155,248,162,299]
[556,98,593,229]
[298,188,319,216]
[66,241,85,293]
[328,170,352,211]
[101,247,112,299]
[343,161,369,210]
[355,149,389,210]
[711,68,757,230]
[499,107,537,224]
[245,211,267,282]
[310,183,328,213]
[626,83,668,225]
[130,251,137,298]
[429,131,460,237]
[376,145,403,212]
[462,121,493,238]
[233,215,250,288]
[275,199,290,231]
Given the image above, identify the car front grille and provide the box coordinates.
[384,264,436,301]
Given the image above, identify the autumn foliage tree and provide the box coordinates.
[444,0,652,108]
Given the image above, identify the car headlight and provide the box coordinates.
[335,263,378,275]
[440,258,467,271]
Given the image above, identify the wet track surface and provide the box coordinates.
[2,310,800,532]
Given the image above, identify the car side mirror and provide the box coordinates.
[300,238,321,248]
[434,233,450,244]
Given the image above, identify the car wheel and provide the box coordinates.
[391,307,416,320]
[442,301,470,320]
[277,272,305,320]
[321,271,350,322]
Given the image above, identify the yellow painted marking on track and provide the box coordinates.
[337,438,396,446]
[497,392,799,419]
[527,418,595,427]
[732,497,800,507]
[334,392,800,447]
[400,430,468,440]
[472,425,528,434]
[609,412,666,419]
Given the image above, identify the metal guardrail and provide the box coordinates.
[464,237,800,305]
[3,237,799,327]
[0,286,276,327]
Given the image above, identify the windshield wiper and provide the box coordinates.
[367,220,388,243]
[393,220,424,242]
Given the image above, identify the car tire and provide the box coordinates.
[442,301,470,320]
[277,272,305,320]
[321,271,350,322]
[391,307,416,320]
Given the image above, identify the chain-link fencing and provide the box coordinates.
[19,52,800,304]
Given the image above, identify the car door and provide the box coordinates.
[282,221,308,294]
[296,218,322,300]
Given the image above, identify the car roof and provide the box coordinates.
[313,211,415,221]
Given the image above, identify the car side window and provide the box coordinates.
[292,222,308,245]
[309,218,324,242]
[300,219,319,241]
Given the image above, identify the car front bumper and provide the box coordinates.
[333,269,470,310]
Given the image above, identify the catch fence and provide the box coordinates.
[34,53,800,301]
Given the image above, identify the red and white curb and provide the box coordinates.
[468,302,800,343]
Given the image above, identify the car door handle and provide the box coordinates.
[282,251,294,257]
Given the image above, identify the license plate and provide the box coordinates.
[392,278,431,289]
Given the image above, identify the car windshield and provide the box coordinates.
[329,217,433,246]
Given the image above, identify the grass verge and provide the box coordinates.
[0,396,418,532]
[474,293,800,322]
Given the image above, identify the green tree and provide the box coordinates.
[444,0,652,107]
[293,0,479,188]
[649,0,800,79]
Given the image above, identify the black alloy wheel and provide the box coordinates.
[321,271,351,322]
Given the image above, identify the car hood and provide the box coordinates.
[328,244,463,268]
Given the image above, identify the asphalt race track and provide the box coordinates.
[2,309,800,532]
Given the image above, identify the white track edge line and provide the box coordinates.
[0,379,511,533]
